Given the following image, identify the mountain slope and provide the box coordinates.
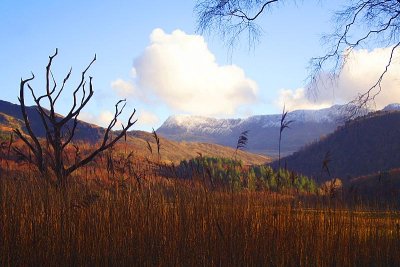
[158,105,360,156]
[275,110,400,182]
[125,131,270,164]
[0,100,270,165]
[0,100,104,142]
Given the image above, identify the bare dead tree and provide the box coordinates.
[14,49,137,186]
[309,0,400,116]
[195,0,282,46]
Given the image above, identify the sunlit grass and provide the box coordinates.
[1,171,400,266]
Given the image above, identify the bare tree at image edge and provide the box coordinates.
[14,49,137,186]
[196,0,400,114]
[308,0,400,116]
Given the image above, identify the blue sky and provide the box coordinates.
[1,1,399,131]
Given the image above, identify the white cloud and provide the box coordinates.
[336,47,400,108]
[111,79,137,99]
[137,110,159,127]
[79,111,116,128]
[130,68,137,78]
[278,47,400,110]
[123,28,258,116]
[276,88,333,110]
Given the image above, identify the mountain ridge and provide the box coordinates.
[157,104,378,156]
[163,104,350,130]
[0,100,269,165]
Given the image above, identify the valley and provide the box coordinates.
[2,99,400,266]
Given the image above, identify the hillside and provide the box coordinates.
[0,100,270,165]
[157,105,368,156]
[0,100,105,142]
[347,168,400,203]
[122,131,270,164]
[276,110,400,182]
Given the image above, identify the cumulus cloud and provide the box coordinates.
[79,111,116,128]
[276,88,333,110]
[111,79,138,99]
[116,28,258,116]
[278,47,400,110]
[137,110,159,127]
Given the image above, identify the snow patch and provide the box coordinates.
[383,103,400,111]
[159,104,375,133]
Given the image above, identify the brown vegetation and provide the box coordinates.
[1,159,400,266]
[1,62,399,265]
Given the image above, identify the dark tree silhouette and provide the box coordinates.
[14,49,137,186]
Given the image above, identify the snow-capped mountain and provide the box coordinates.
[382,103,400,112]
[162,115,243,135]
[157,105,374,157]
[161,105,346,132]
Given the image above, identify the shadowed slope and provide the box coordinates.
[276,110,400,182]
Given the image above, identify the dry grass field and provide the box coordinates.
[1,166,400,266]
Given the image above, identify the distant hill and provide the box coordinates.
[0,100,270,165]
[0,100,104,142]
[157,105,369,157]
[275,110,400,182]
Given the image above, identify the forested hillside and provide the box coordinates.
[277,110,400,181]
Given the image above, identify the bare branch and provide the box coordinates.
[195,0,281,47]
[62,115,79,150]
[54,67,72,104]
[13,128,35,156]
[17,73,45,173]
[309,0,400,114]
[61,55,96,126]
[16,50,136,186]
[348,41,400,113]
[229,0,278,21]
[66,106,137,176]
[49,70,57,96]
[27,83,52,136]
[46,48,58,117]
